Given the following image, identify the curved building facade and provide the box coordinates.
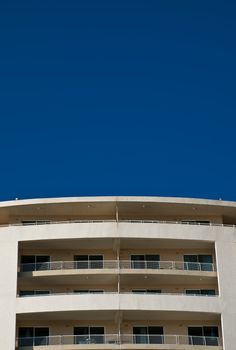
[1,196,236,350]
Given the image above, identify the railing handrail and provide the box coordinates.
[16,333,221,338]
[16,333,222,346]
[17,291,218,297]
[2,218,235,228]
[20,259,216,271]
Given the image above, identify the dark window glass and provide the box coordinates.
[22,221,37,225]
[204,327,219,346]
[19,290,50,297]
[184,255,199,271]
[19,291,35,297]
[90,327,104,344]
[21,256,50,272]
[184,255,213,271]
[18,328,49,347]
[21,256,35,272]
[19,328,34,347]
[21,220,51,225]
[203,326,218,337]
[188,327,204,345]
[74,255,89,269]
[188,326,218,346]
[185,290,201,295]
[74,327,104,344]
[74,255,103,269]
[35,256,50,271]
[198,255,213,271]
[74,327,89,335]
[201,289,216,296]
[133,327,148,344]
[131,255,160,269]
[74,290,104,294]
[133,326,163,344]
[181,220,210,225]
[21,256,35,264]
[132,290,161,294]
[186,289,215,296]
[74,327,89,344]
[89,255,103,269]
[131,255,145,269]
[35,290,50,295]
[146,255,160,269]
[34,328,49,346]
[148,326,163,344]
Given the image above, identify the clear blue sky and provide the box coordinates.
[0,0,235,201]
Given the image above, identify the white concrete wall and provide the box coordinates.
[1,220,236,350]
[16,293,220,314]
[0,229,18,349]
[215,229,236,350]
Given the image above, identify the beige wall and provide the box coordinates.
[16,320,118,337]
[18,248,215,263]
[19,248,117,262]
[16,319,222,337]
[122,320,222,337]
[120,248,215,262]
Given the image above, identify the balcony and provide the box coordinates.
[19,259,217,287]
[16,334,223,349]
[17,291,218,298]
[20,260,216,273]
[4,217,235,228]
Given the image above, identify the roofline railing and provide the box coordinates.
[1,218,236,228]
[17,291,218,298]
[20,259,216,273]
[16,334,223,347]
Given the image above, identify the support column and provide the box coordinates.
[215,230,236,350]
[0,228,18,350]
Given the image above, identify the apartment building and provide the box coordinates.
[0,196,236,350]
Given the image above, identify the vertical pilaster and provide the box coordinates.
[0,228,18,350]
[215,229,236,350]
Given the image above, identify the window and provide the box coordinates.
[74,327,104,344]
[74,290,104,294]
[181,220,210,225]
[74,255,103,269]
[132,289,161,294]
[131,255,160,269]
[185,289,215,296]
[19,290,50,297]
[184,255,213,271]
[188,326,219,346]
[18,327,49,347]
[21,255,50,272]
[21,220,51,225]
[133,326,163,344]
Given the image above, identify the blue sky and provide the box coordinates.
[0,0,235,201]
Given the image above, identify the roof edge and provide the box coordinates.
[0,196,236,209]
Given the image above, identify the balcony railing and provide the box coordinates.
[121,260,215,271]
[18,291,218,298]
[20,260,216,273]
[20,260,118,272]
[16,334,222,347]
[2,218,235,227]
